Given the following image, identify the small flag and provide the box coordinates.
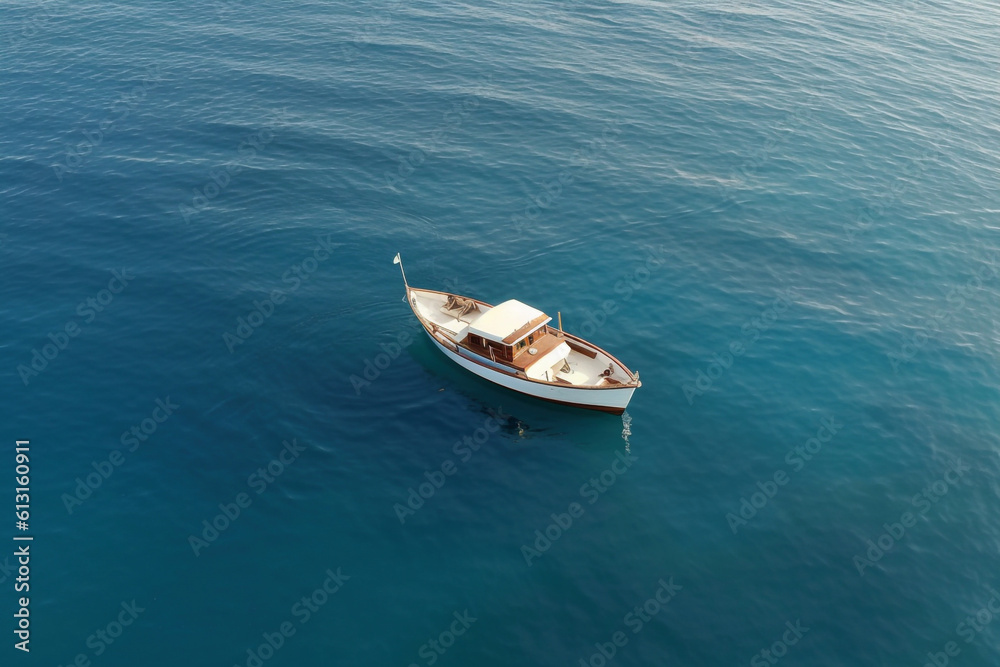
[393,253,400,264]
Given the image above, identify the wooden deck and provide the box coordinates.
[511,333,565,370]
[459,331,565,371]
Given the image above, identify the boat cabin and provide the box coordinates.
[455,300,572,378]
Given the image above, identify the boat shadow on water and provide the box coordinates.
[406,331,631,450]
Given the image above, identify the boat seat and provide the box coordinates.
[434,317,470,341]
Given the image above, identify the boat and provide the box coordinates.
[394,253,640,414]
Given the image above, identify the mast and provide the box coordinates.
[393,252,409,292]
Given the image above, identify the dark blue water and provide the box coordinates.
[3,1,1000,665]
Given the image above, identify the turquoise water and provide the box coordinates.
[3,1,1000,665]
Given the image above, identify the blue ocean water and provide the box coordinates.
[2,0,1000,665]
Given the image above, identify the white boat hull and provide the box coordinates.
[421,323,637,414]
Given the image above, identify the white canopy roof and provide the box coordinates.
[467,299,550,344]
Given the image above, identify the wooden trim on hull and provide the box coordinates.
[434,336,629,414]
[424,318,633,392]
[528,395,627,415]
[424,327,635,412]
